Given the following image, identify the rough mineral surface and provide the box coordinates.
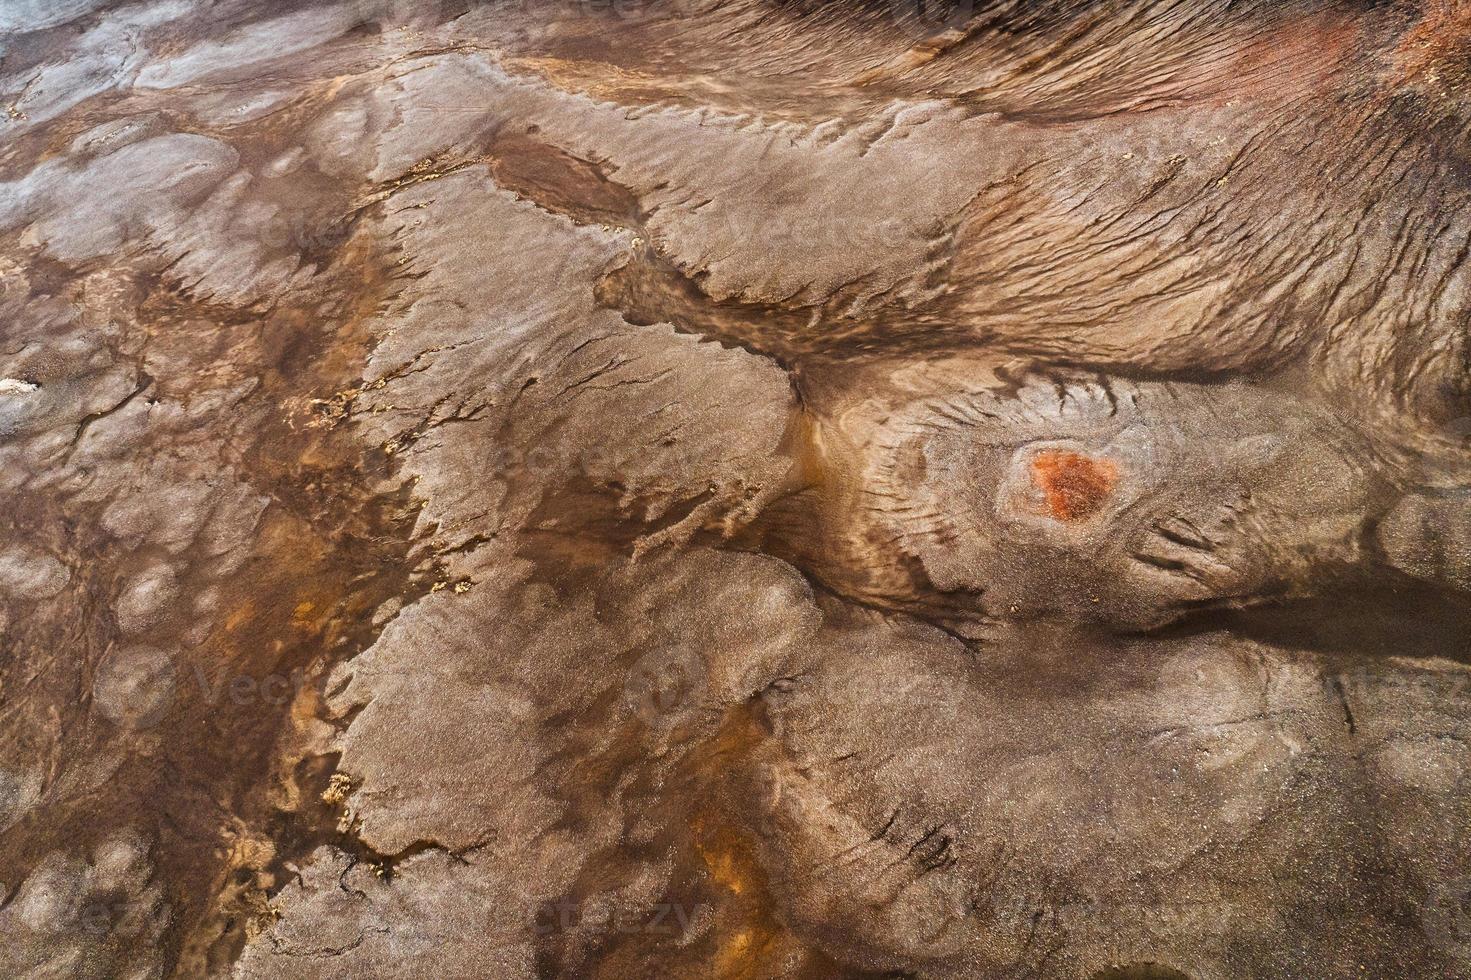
[2,2,1470,978]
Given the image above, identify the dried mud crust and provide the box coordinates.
[1,2,1470,980]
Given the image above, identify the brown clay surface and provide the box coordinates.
[2,3,1471,979]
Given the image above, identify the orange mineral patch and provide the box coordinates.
[1029,450,1119,522]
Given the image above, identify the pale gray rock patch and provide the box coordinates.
[0,766,43,833]
[364,54,1023,306]
[234,847,538,979]
[0,378,48,438]
[182,87,296,127]
[0,3,194,133]
[115,563,180,635]
[0,545,69,600]
[0,0,109,35]
[0,134,238,262]
[133,4,372,90]
[0,832,170,980]
[1378,491,1471,591]
[68,114,170,157]
[91,645,177,731]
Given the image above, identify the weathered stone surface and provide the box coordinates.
[2,2,1470,978]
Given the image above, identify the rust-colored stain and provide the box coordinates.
[1029,450,1119,522]
[695,828,749,897]
[223,601,256,634]
[688,816,786,980]
[665,706,822,980]
[1392,0,1471,88]
[1218,8,1356,102]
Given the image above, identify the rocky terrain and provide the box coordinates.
[2,1,1470,977]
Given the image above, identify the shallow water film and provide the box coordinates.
[2,2,1471,978]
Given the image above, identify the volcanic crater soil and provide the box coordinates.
[2,1,1471,978]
